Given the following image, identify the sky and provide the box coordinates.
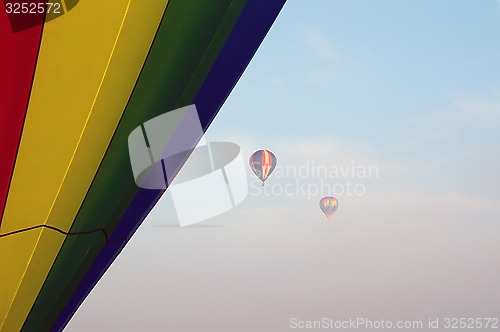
[67,1,500,331]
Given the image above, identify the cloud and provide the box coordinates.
[211,135,380,175]
[268,136,422,182]
[304,28,341,62]
[410,90,500,131]
[268,73,284,87]
[400,89,500,157]
[302,68,335,87]
[209,133,424,179]
[301,28,342,88]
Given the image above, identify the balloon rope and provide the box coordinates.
[0,224,124,243]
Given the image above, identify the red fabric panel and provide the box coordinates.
[0,1,44,220]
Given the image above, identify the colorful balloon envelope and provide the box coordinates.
[0,0,286,330]
[249,149,277,185]
[319,197,338,220]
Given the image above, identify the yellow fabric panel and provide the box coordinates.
[0,230,65,331]
[0,0,169,329]
[0,230,45,325]
[31,0,169,233]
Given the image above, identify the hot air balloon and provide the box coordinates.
[249,149,277,185]
[0,0,286,330]
[319,197,338,221]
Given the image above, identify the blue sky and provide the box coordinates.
[209,0,500,199]
[214,0,500,143]
[68,2,500,331]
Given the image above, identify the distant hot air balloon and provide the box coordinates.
[319,197,338,220]
[249,149,277,185]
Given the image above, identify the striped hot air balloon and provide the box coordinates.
[319,197,338,220]
[249,149,277,186]
[0,0,286,330]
